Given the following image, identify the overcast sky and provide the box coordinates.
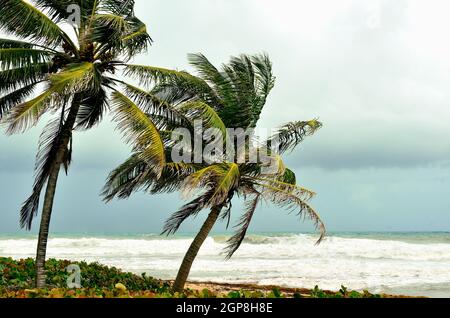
[1,0,449,235]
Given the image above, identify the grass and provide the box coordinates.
[0,257,384,298]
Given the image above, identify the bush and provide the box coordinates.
[0,257,169,293]
[0,257,383,299]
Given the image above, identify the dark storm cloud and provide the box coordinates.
[1,0,450,233]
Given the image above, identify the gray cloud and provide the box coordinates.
[1,0,450,233]
[284,117,450,170]
[129,0,450,170]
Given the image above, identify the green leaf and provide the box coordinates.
[0,82,39,119]
[91,14,129,45]
[180,101,227,139]
[5,89,54,134]
[183,163,240,207]
[259,182,326,244]
[0,0,69,47]
[0,63,51,94]
[269,120,323,154]
[124,65,218,106]
[121,16,152,57]
[111,91,166,177]
[49,62,100,95]
[119,81,189,128]
[101,0,135,17]
[0,48,53,69]
[0,38,33,49]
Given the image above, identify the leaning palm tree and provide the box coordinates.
[102,53,326,292]
[0,0,161,288]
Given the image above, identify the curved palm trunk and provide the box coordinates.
[35,98,81,288]
[172,206,222,293]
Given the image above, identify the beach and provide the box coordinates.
[1,232,449,298]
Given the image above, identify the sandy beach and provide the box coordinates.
[183,281,423,298]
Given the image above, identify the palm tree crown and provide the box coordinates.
[0,0,152,228]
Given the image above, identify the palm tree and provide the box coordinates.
[102,53,326,292]
[0,0,161,288]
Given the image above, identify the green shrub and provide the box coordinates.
[0,257,168,293]
[0,257,384,299]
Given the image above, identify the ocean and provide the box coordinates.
[1,232,449,298]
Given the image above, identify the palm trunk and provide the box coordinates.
[172,206,222,293]
[35,97,81,288]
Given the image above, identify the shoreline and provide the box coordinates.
[182,281,424,298]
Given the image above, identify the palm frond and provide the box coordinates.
[182,163,240,207]
[111,91,166,176]
[90,13,129,46]
[188,53,226,85]
[269,120,323,154]
[179,101,227,138]
[0,81,41,119]
[217,56,259,129]
[100,0,135,17]
[150,162,198,194]
[225,193,261,259]
[33,0,70,22]
[161,187,219,236]
[2,62,97,133]
[208,163,240,206]
[0,62,51,94]
[268,154,287,176]
[119,81,190,128]
[0,0,71,48]
[188,53,275,128]
[102,156,197,202]
[124,64,220,106]
[181,165,225,196]
[0,38,33,49]
[76,86,109,130]
[0,48,53,69]
[187,53,230,106]
[5,88,54,134]
[120,82,165,106]
[19,117,67,229]
[147,83,197,111]
[124,64,201,87]
[251,53,275,122]
[49,62,100,96]
[102,154,150,201]
[121,16,152,58]
[260,183,326,244]
[254,177,316,201]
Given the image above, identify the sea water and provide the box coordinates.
[0,232,449,297]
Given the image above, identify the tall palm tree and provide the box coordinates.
[102,53,326,292]
[0,0,161,288]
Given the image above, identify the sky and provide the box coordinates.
[0,0,449,235]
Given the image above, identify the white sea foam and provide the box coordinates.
[1,233,449,296]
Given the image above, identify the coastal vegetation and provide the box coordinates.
[0,257,385,298]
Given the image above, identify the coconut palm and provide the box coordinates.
[102,53,326,292]
[0,0,162,288]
